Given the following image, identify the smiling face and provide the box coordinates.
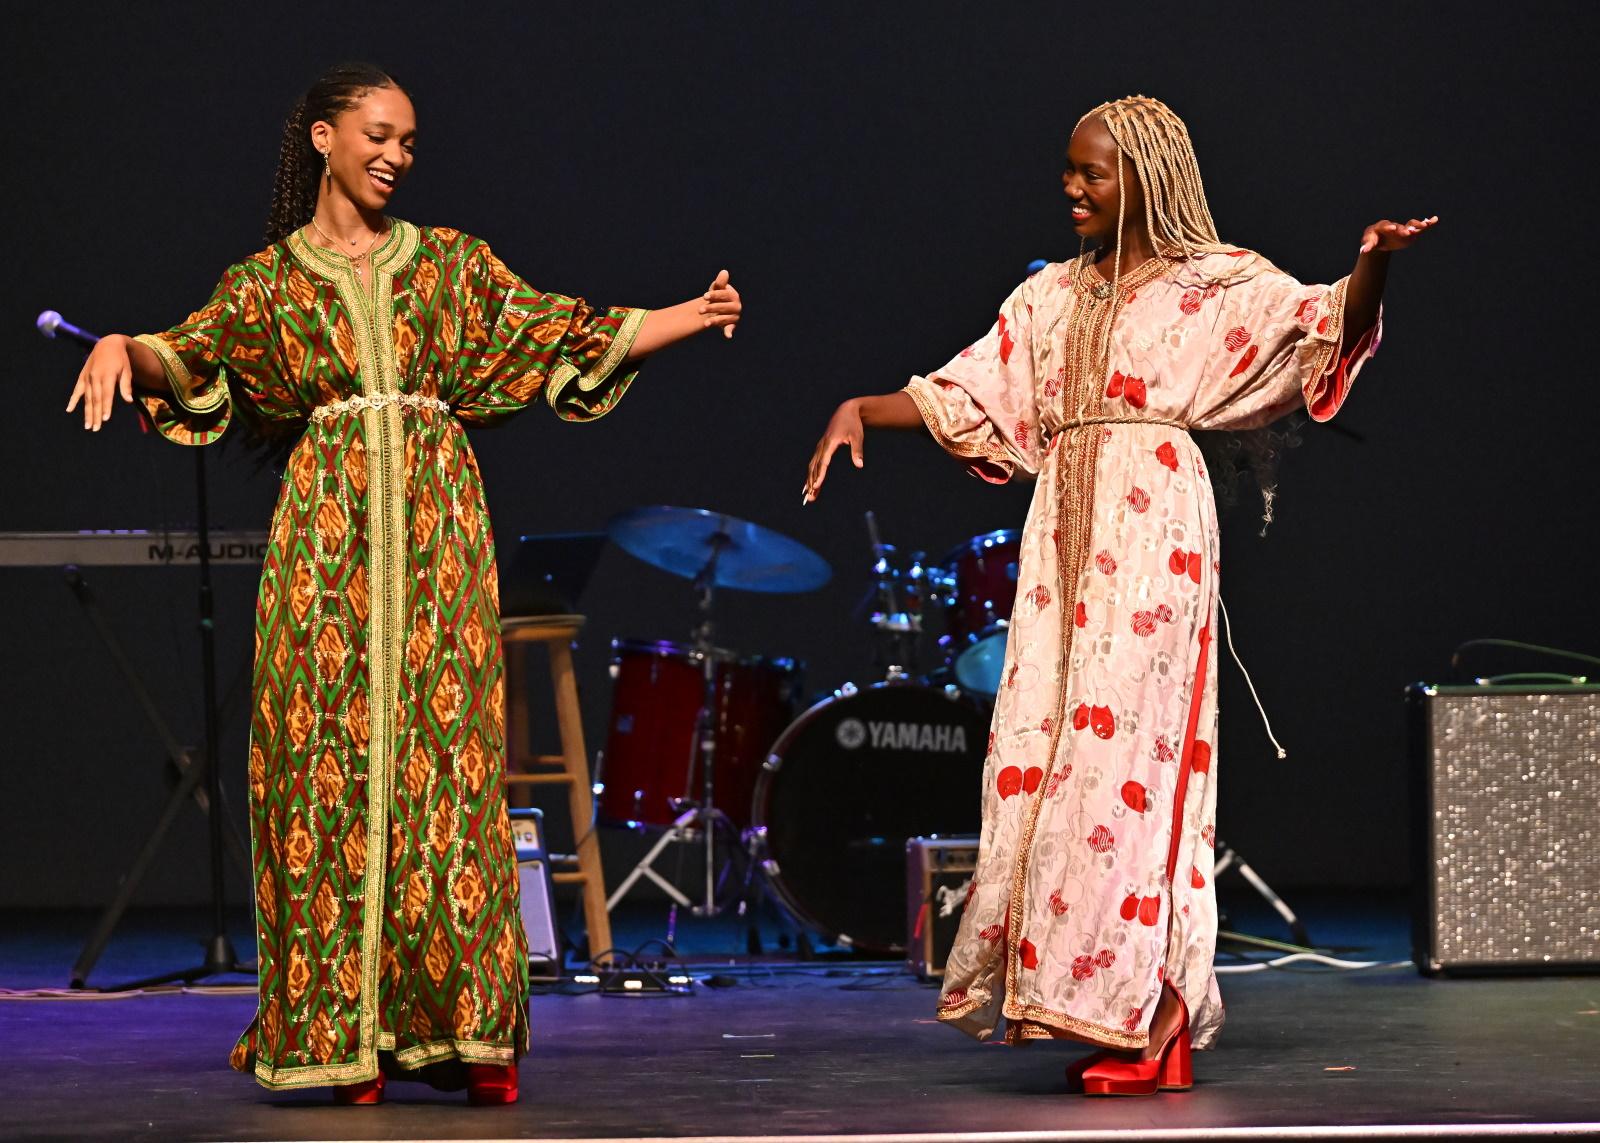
[308,85,416,214]
[1061,115,1146,247]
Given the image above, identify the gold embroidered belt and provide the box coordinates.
[1044,415,1190,449]
[1059,415,1189,430]
[310,393,451,423]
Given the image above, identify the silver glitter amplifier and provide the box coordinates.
[1409,684,1600,975]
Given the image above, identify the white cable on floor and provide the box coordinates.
[0,984,257,1001]
[1216,952,1414,974]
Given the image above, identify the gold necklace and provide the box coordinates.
[309,216,385,280]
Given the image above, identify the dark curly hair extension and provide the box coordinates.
[263,62,406,246]
[1196,422,1305,536]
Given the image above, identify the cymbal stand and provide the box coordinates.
[604,522,739,921]
[865,511,922,680]
[687,525,728,916]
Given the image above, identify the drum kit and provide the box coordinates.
[597,505,1024,954]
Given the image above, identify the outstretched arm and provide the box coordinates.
[65,335,170,432]
[802,391,924,504]
[1342,215,1438,344]
[627,269,742,360]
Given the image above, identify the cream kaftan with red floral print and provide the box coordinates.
[908,250,1379,1051]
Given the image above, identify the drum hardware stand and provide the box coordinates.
[604,802,740,915]
[605,521,740,921]
[733,825,813,957]
[602,505,831,949]
[1213,838,1312,950]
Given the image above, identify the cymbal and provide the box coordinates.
[607,506,832,594]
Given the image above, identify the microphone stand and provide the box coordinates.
[106,447,258,989]
[42,315,254,989]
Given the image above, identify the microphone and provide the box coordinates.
[1026,259,1048,275]
[36,310,101,348]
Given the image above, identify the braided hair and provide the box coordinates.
[1086,96,1233,260]
[1075,95,1298,531]
[228,64,406,464]
[264,62,405,246]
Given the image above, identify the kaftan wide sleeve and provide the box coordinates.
[903,279,1044,482]
[1188,258,1381,431]
[133,262,294,446]
[447,241,648,427]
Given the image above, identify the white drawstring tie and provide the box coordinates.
[1219,597,1288,760]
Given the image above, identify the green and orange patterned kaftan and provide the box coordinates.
[134,219,645,1089]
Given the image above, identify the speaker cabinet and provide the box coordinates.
[906,836,979,979]
[508,808,561,982]
[1409,684,1600,975]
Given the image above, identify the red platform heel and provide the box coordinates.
[465,1063,519,1106]
[332,1072,386,1105]
[1064,1050,1112,1091]
[1080,989,1192,1097]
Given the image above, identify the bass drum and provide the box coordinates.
[753,683,990,954]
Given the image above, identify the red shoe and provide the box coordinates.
[1064,1050,1112,1091]
[332,1072,386,1105]
[465,1063,519,1106]
[1081,990,1192,1097]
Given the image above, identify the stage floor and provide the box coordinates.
[2,897,1597,1142]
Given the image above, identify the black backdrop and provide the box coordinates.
[3,2,1594,910]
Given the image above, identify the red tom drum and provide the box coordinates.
[938,528,1023,645]
[598,639,802,829]
[937,529,1021,695]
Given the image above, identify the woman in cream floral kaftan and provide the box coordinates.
[906,245,1376,1051]
[804,95,1432,1089]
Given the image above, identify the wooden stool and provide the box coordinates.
[501,614,612,959]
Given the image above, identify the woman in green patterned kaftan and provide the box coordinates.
[66,63,742,1104]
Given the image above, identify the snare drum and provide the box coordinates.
[937,529,1022,696]
[599,639,802,829]
[752,682,990,953]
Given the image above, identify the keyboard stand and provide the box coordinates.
[63,564,253,989]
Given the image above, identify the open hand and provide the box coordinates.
[65,334,134,432]
[803,399,865,504]
[700,270,741,339]
[1361,216,1439,254]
